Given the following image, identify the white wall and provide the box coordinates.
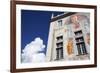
[0,0,99,73]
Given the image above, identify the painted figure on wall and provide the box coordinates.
[85,33,90,54]
[71,15,80,29]
[67,38,73,55]
[86,33,90,45]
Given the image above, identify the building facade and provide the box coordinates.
[46,12,90,62]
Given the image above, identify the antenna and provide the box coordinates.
[51,13,54,19]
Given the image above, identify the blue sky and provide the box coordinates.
[21,10,64,54]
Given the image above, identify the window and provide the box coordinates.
[58,20,62,26]
[57,36,63,41]
[76,42,87,55]
[56,47,64,60]
[74,30,87,55]
[56,35,63,60]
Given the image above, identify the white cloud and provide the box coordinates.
[21,37,46,63]
[31,53,46,63]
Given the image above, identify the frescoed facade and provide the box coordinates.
[46,12,90,61]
